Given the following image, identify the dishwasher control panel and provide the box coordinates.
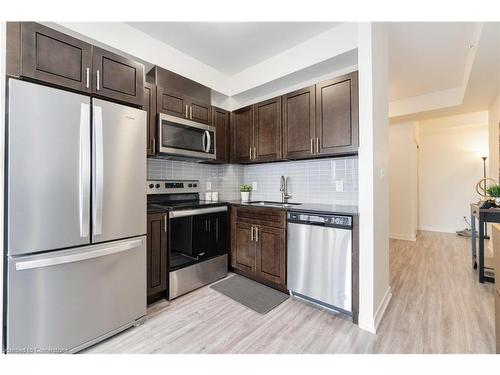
[287,212,352,228]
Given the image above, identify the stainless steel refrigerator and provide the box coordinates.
[5,79,147,353]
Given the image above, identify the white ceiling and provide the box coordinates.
[126,22,339,75]
[388,22,476,101]
[388,22,499,121]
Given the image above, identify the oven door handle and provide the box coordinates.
[169,206,227,218]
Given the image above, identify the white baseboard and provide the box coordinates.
[389,232,416,241]
[374,287,392,331]
[357,287,393,334]
[418,225,457,234]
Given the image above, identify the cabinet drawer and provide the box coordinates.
[233,206,286,229]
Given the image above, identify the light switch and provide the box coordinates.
[252,182,258,191]
[379,168,386,180]
[206,181,212,190]
[335,180,344,192]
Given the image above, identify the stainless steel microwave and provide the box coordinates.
[157,113,216,161]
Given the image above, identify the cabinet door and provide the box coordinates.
[147,213,168,296]
[212,107,230,163]
[92,46,144,106]
[231,222,256,274]
[315,72,358,156]
[256,225,286,287]
[253,97,281,162]
[157,87,189,120]
[189,99,211,125]
[231,105,253,163]
[20,22,92,92]
[282,86,316,159]
[144,82,157,157]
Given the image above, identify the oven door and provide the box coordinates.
[158,113,215,160]
[169,206,228,270]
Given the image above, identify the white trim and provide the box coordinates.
[389,232,417,241]
[0,21,6,351]
[374,287,392,331]
[418,225,457,234]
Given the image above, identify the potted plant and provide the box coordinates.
[240,184,252,202]
[486,184,500,206]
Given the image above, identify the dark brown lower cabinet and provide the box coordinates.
[147,212,168,301]
[231,206,286,291]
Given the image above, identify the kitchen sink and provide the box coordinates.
[247,201,302,208]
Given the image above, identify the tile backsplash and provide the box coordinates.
[147,156,358,205]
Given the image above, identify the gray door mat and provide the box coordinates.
[210,274,289,314]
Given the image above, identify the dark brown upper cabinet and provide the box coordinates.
[7,22,145,107]
[253,97,281,162]
[315,72,359,156]
[212,107,230,163]
[92,46,144,106]
[144,82,157,157]
[282,86,316,160]
[147,212,168,298]
[156,87,188,119]
[231,105,254,163]
[148,66,212,125]
[14,22,92,93]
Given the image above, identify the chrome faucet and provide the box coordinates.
[280,176,292,203]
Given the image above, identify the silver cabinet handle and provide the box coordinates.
[152,137,156,154]
[93,105,104,236]
[251,226,255,241]
[250,147,252,160]
[316,137,319,154]
[16,239,143,271]
[79,103,91,238]
[255,227,259,242]
[189,106,193,119]
[253,147,256,160]
[310,138,314,154]
[86,67,90,89]
[163,214,167,232]
[185,104,189,118]
[96,70,100,91]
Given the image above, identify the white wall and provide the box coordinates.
[389,122,418,241]
[418,112,488,233]
[489,93,500,182]
[357,23,391,333]
[0,21,6,350]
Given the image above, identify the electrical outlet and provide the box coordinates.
[252,182,258,191]
[206,181,212,190]
[335,180,344,192]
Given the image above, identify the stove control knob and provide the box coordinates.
[155,184,160,188]
[148,184,154,189]
[193,184,197,187]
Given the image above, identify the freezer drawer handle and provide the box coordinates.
[15,239,143,271]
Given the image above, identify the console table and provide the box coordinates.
[471,203,497,283]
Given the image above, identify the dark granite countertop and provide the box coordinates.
[227,201,359,216]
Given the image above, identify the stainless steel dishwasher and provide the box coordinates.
[287,211,352,315]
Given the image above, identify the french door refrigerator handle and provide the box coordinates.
[15,239,143,271]
[79,103,91,238]
[93,105,104,236]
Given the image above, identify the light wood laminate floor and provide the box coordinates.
[85,231,496,354]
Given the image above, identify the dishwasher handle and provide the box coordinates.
[287,212,352,229]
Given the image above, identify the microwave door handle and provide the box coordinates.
[205,130,211,153]
[202,131,207,152]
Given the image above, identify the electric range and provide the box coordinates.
[147,180,228,300]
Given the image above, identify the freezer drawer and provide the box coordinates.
[6,237,146,353]
[287,222,352,313]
